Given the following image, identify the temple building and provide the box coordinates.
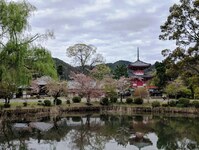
[128,48,152,88]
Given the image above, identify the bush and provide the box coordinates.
[168,100,176,107]
[110,96,117,103]
[54,99,62,105]
[23,102,27,107]
[72,116,82,122]
[178,98,190,107]
[44,100,51,106]
[134,97,143,105]
[162,103,169,107]
[100,97,109,106]
[66,100,71,105]
[4,103,11,108]
[126,97,133,104]
[37,100,43,106]
[192,101,199,108]
[152,101,160,107]
[72,96,81,103]
[176,103,184,108]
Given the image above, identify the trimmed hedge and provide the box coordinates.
[110,96,117,103]
[168,100,177,107]
[72,96,81,103]
[54,99,62,105]
[126,97,133,104]
[23,102,27,107]
[192,101,199,108]
[178,98,190,107]
[44,100,51,106]
[134,97,143,104]
[100,97,109,106]
[152,101,160,108]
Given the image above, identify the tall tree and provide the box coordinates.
[112,65,128,80]
[0,0,56,86]
[70,72,103,104]
[66,43,104,73]
[153,62,168,89]
[159,0,199,97]
[90,64,111,80]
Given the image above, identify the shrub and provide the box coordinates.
[110,96,117,103]
[44,100,51,106]
[72,96,81,103]
[152,101,160,107]
[100,97,109,106]
[134,97,143,105]
[162,103,168,107]
[72,116,82,122]
[192,101,199,108]
[54,99,62,105]
[4,103,11,108]
[168,100,176,107]
[23,102,27,107]
[37,100,43,106]
[126,97,133,104]
[178,98,190,107]
[66,100,71,105]
[176,103,184,108]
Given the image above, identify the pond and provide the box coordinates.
[0,114,198,150]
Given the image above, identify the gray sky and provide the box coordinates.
[27,0,179,64]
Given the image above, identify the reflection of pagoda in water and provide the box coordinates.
[128,48,152,88]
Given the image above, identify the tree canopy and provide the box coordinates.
[0,0,57,86]
[66,43,104,73]
[159,0,199,98]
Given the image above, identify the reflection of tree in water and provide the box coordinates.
[0,119,29,150]
[154,116,199,150]
[69,114,107,150]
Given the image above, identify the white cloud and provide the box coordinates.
[25,0,179,64]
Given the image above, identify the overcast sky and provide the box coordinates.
[26,0,179,65]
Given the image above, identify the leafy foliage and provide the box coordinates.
[152,101,160,108]
[0,0,57,87]
[100,97,109,106]
[126,97,133,104]
[159,0,199,98]
[66,43,104,73]
[112,64,128,79]
[72,96,81,103]
[44,100,51,106]
[90,64,111,80]
[134,97,143,105]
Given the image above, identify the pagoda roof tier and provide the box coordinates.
[128,60,151,70]
[128,74,153,79]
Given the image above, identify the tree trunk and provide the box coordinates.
[120,93,123,103]
[87,95,91,104]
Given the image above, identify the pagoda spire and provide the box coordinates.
[137,47,140,61]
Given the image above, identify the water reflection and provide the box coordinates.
[0,114,198,150]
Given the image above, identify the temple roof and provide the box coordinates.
[128,48,151,69]
[129,60,151,67]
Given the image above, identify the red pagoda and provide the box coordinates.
[128,48,152,88]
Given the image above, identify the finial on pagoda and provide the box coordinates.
[137,47,140,61]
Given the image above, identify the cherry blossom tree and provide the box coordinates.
[116,77,130,103]
[70,72,103,104]
[45,80,67,105]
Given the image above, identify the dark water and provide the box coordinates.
[0,114,198,150]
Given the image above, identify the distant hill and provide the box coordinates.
[106,60,131,70]
[53,58,78,80]
[53,58,155,79]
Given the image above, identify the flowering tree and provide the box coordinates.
[70,73,103,104]
[116,77,130,103]
[45,80,67,105]
[102,77,117,98]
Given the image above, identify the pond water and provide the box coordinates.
[0,114,198,150]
